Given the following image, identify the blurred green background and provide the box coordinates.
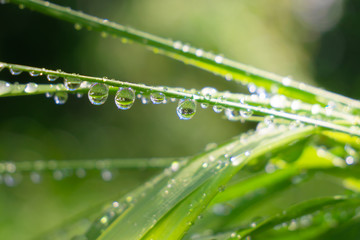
[0,0,359,239]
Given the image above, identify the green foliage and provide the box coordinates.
[1,0,360,240]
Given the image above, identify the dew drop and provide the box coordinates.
[141,96,150,104]
[0,63,4,71]
[150,92,166,104]
[225,108,240,120]
[88,83,109,105]
[47,74,58,82]
[214,55,224,64]
[76,93,83,98]
[76,168,86,178]
[0,81,11,95]
[195,49,203,57]
[202,162,208,168]
[29,71,40,77]
[201,87,217,100]
[54,92,68,105]
[248,83,257,93]
[9,68,22,75]
[74,23,82,30]
[270,95,287,108]
[24,83,38,93]
[291,100,302,111]
[213,105,223,113]
[45,92,53,98]
[101,170,112,181]
[200,103,209,109]
[64,77,82,91]
[176,99,196,120]
[53,170,64,180]
[173,41,182,50]
[311,104,321,115]
[115,87,135,110]
[240,108,253,118]
[171,161,180,172]
[282,76,292,86]
[30,172,41,184]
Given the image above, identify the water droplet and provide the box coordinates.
[53,170,64,180]
[0,64,4,71]
[30,172,41,183]
[47,74,58,82]
[225,108,240,120]
[264,115,274,126]
[177,99,196,120]
[74,23,82,30]
[171,161,180,172]
[225,74,233,81]
[182,44,190,52]
[201,87,217,100]
[248,83,257,93]
[215,55,223,64]
[240,108,253,118]
[101,170,112,181]
[270,95,287,108]
[76,168,86,178]
[140,95,150,104]
[213,105,223,113]
[76,93,83,98]
[45,92,53,98]
[24,83,38,93]
[291,100,302,111]
[29,71,40,77]
[173,41,182,50]
[200,103,209,109]
[195,49,203,57]
[170,97,176,102]
[54,92,68,104]
[0,81,11,95]
[115,87,135,110]
[345,156,355,165]
[282,76,292,86]
[64,77,81,91]
[311,104,321,115]
[202,162,208,168]
[88,83,109,105]
[150,92,166,104]
[230,156,242,166]
[9,68,22,75]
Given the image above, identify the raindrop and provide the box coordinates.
[214,55,223,64]
[74,23,82,30]
[171,161,180,172]
[270,95,287,108]
[225,108,240,120]
[150,92,166,104]
[201,87,217,100]
[64,77,81,91]
[0,81,11,95]
[9,68,22,75]
[213,105,223,113]
[101,170,112,181]
[248,83,257,93]
[88,83,109,105]
[200,103,209,109]
[311,104,321,115]
[176,99,196,120]
[240,108,253,118]
[45,92,53,98]
[29,71,40,77]
[30,172,41,183]
[115,87,135,110]
[24,83,38,93]
[47,74,58,82]
[54,92,68,105]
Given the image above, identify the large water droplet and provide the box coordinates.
[9,68,22,75]
[64,77,81,91]
[24,83,38,93]
[115,87,135,110]
[213,105,223,113]
[177,99,196,120]
[54,92,68,104]
[150,92,166,104]
[47,74,58,82]
[225,108,240,120]
[88,83,109,105]
[0,81,11,95]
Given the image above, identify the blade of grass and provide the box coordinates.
[5,0,360,111]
